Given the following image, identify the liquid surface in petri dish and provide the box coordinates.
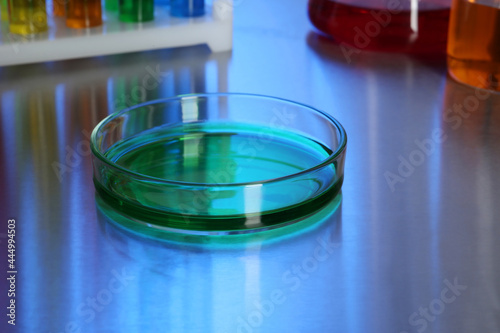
[105,122,333,184]
[308,0,450,54]
[447,0,500,91]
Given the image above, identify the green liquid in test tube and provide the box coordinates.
[119,0,154,22]
[1,0,8,21]
[105,0,118,11]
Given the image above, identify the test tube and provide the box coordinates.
[119,0,154,22]
[8,0,48,35]
[52,0,65,16]
[170,0,204,17]
[105,0,118,11]
[447,0,500,92]
[1,0,8,21]
[66,0,102,28]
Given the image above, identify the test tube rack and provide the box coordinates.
[0,0,232,67]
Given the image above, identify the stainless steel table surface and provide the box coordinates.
[1,0,500,332]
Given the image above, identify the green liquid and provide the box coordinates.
[96,122,341,232]
[105,0,118,11]
[107,123,332,183]
[119,0,154,22]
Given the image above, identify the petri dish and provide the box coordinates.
[90,93,347,234]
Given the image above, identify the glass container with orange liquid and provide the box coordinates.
[66,0,102,28]
[53,0,65,16]
[447,0,500,92]
[308,0,451,54]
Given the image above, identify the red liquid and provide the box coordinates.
[308,0,450,54]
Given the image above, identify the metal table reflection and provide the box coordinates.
[1,0,500,332]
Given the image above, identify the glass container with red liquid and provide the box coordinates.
[308,0,451,54]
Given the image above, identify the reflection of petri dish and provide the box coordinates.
[91,93,347,234]
[96,191,342,249]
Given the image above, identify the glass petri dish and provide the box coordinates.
[91,93,347,234]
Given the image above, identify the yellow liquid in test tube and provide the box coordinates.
[8,0,48,35]
[1,0,8,21]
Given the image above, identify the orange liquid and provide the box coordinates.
[447,0,500,91]
[53,0,65,16]
[66,0,102,28]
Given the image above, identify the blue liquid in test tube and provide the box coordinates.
[170,0,204,17]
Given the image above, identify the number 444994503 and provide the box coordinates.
[7,219,15,270]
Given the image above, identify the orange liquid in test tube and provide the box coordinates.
[447,0,500,91]
[53,0,65,16]
[66,0,102,28]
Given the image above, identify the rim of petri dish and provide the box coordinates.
[90,93,347,234]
